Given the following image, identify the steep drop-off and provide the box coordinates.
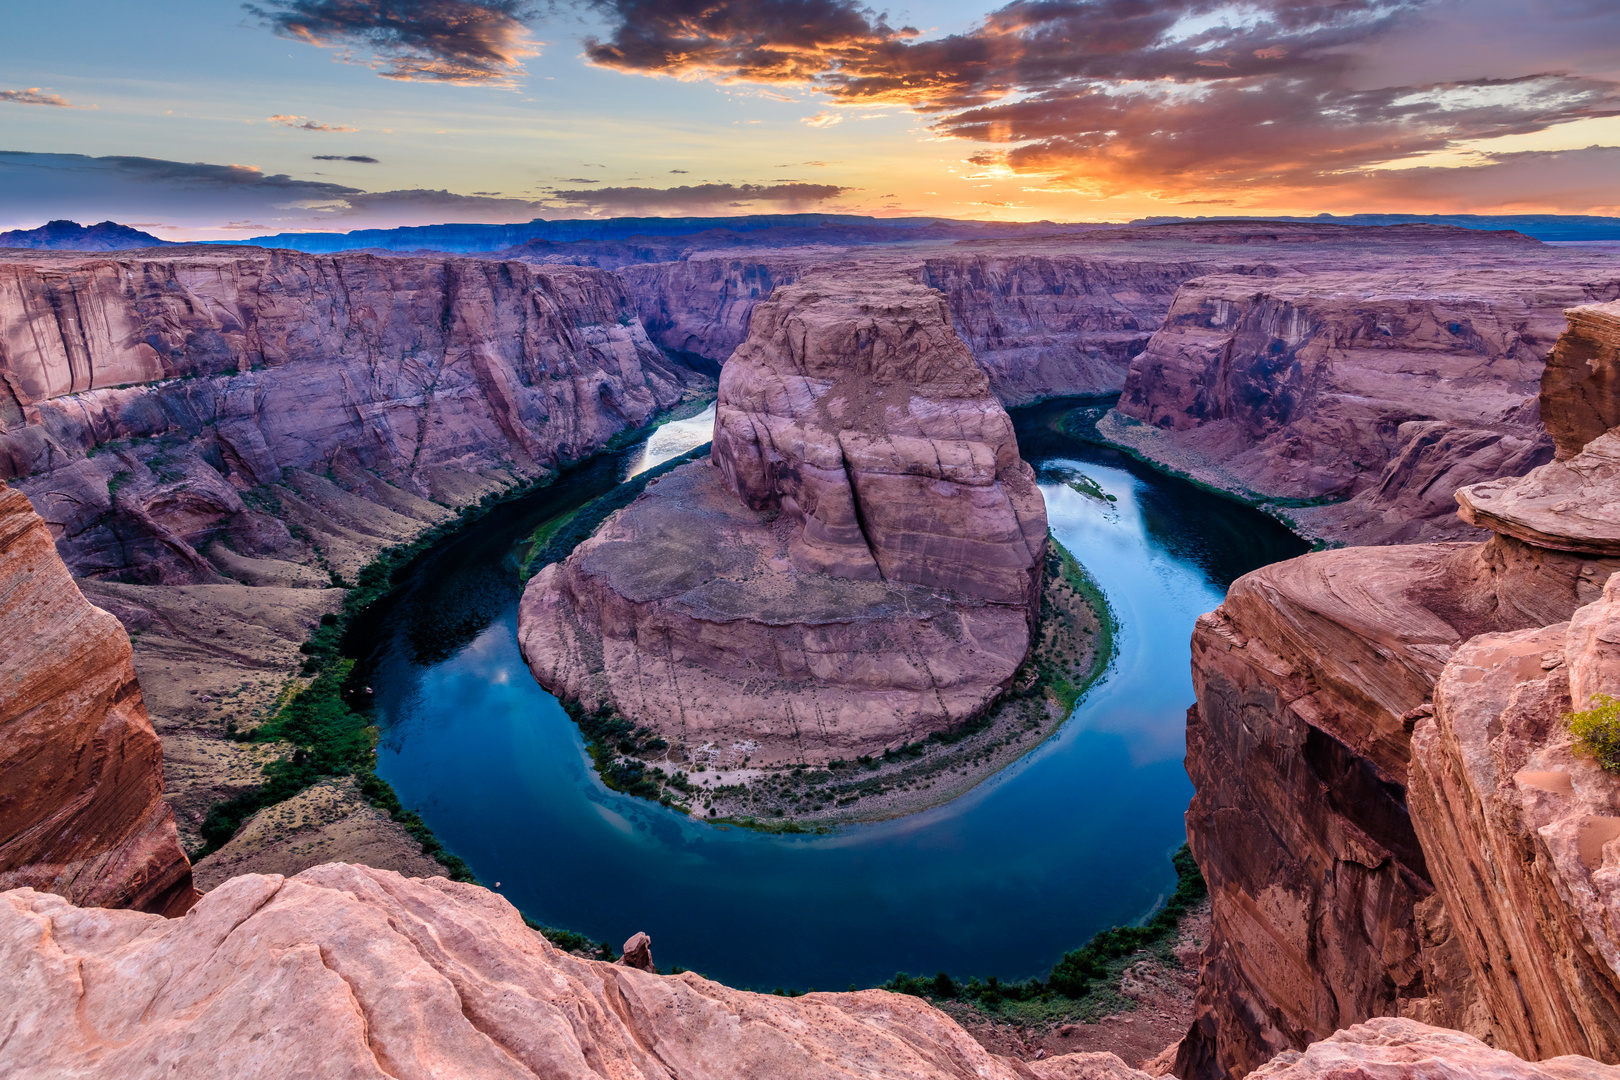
[1176,300,1620,1078]
[518,273,1047,763]
[0,247,705,583]
[0,482,195,916]
[1101,260,1620,544]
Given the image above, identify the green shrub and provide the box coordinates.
[1571,695,1620,772]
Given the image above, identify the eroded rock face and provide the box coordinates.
[0,482,195,916]
[0,862,1144,1080]
[1176,535,1614,1079]
[1542,300,1620,460]
[1457,430,1620,555]
[1104,262,1620,544]
[1408,571,1620,1062]
[519,275,1046,762]
[0,248,700,581]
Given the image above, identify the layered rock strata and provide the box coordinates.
[1101,262,1620,544]
[0,861,1145,1080]
[1541,299,1620,459]
[519,275,1047,761]
[1247,1018,1620,1080]
[0,482,195,915]
[1176,301,1620,1078]
[1409,571,1620,1062]
[0,247,702,582]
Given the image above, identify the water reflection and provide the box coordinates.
[362,398,1306,990]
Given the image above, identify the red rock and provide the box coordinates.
[0,861,1146,1080]
[1457,432,1620,556]
[1541,300,1620,460]
[0,248,700,581]
[1408,571,1620,1062]
[518,273,1046,762]
[1103,259,1620,544]
[617,931,655,972]
[1247,1018,1620,1080]
[0,482,195,915]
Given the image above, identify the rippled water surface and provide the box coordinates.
[353,399,1305,990]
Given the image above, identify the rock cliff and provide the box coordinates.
[1176,300,1620,1078]
[518,273,1047,762]
[0,482,195,916]
[0,861,1144,1080]
[0,247,703,582]
[1101,259,1620,544]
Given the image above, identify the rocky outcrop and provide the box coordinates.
[1541,300,1620,459]
[1409,572,1620,1063]
[0,861,1145,1080]
[0,482,195,916]
[1176,300,1620,1077]
[0,247,704,581]
[1101,260,1620,544]
[1457,431,1620,555]
[1247,1018,1620,1080]
[518,274,1047,762]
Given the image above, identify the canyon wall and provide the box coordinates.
[0,247,703,582]
[1176,301,1620,1078]
[519,273,1047,762]
[1102,260,1620,544]
[0,481,195,916]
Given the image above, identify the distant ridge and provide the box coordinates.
[229,214,1102,254]
[228,211,1620,254]
[0,220,175,251]
[1132,212,1620,242]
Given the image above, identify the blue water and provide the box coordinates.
[358,400,1305,991]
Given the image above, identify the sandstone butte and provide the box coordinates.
[517,273,1048,762]
[1175,299,1620,1079]
[0,480,196,916]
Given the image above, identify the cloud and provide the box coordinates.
[579,0,1620,207]
[246,0,538,84]
[313,154,380,162]
[802,111,841,127]
[0,151,553,239]
[1,87,83,107]
[544,181,851,214]
[269,114,359,132]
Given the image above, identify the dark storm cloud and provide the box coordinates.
[246,0,537,83]
[313,155,381,162]
[579,0,1620,202]
[545,181,852,213]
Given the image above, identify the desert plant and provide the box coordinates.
[1570,694,1620,771]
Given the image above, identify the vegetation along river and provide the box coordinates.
[349,398,1306,992]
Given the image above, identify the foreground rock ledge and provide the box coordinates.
[518,274,1048,762]
[0,862,1136,1080]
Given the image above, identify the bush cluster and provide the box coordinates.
[1571,694,1620,772]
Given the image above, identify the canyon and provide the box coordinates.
[2,222,1620,1078]
[1174,299,1620,1078]
[517,272,1052,766]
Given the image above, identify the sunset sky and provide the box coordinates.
[3,0,1618,239]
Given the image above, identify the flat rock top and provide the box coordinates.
[580,461,956,624]
[1457,431,1620,555]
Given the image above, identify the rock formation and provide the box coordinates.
[0,861,1143,1080]
[518,273,1047,762]
[1541,299,1620,459]
[4,864,1617,1080]
[1100,259,1620,544]
[0,247,704,582]
[1246,1018,1620,1080]
[0,481,195,915]
[1175,301,1620,1078]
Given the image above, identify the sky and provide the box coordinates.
[1,0,1618,239]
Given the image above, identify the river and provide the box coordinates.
[350,398,1305,991]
